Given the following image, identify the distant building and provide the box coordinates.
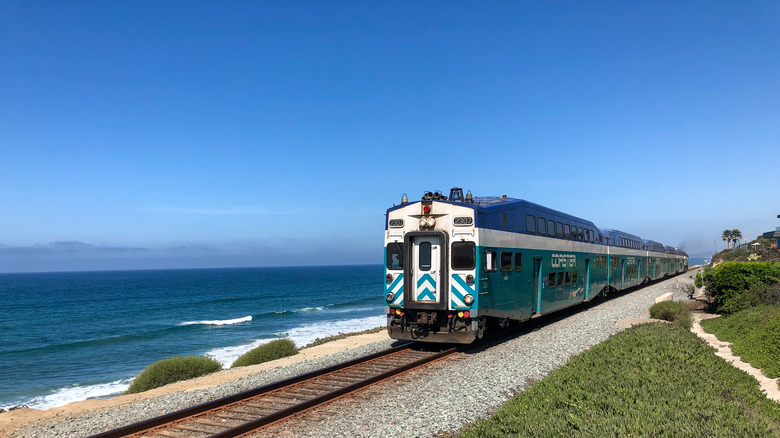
[763,227,780,249]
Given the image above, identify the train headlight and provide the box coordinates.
[419,218,428,228]
[386,273,393,284]
[426,217,436,228]
[464,294,474,305]
[465,274,474,284]
[385,292,395,303]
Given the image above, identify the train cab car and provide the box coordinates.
[384,187,688,344]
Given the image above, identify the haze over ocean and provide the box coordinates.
[0,265,384,410]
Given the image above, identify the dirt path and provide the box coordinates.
[691,312,780,403]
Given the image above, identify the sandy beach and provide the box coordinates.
[0,331,390,438]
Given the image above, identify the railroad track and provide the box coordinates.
[92,343,458,438]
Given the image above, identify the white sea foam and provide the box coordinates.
[281,314,386,347]
[8,379,133,411]
[205,314,386,368]
[180,315,252,326]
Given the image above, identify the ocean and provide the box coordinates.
[0,265,385,410]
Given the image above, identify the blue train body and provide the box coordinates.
[384,188,688,343]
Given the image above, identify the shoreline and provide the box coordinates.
[0,330,391,438]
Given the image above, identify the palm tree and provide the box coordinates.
[722,229,733,249]
[731,229,742,249]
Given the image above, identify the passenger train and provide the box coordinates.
[384,187,688,343]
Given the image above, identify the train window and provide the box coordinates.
[578,228,584,240]
[556,222,563,238]
[557,272,564,287]
[564,224,571,239]
[570,227,577,240]
[565,271,572,285]
[537,217,546,235]
[451,242,475,270]
[548,273,556,288]
[547,220,555,236]
[514,253,522,271]
[573,270,579,283]
[386,243,404,270]
[500,252,513,271]
[526,215,536,234]
[419,242,432,271]
[484,251,497,272]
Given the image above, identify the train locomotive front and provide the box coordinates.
[384,188,483,343]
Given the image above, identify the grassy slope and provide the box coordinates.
[701,305,780,379]
[459,323,780,437]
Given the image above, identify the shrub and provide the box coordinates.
[231,338,298,368]
[703,262,780,314]
[695,272,703,288]
[125,355,222,394]
[649,301,692,328]
[684,284,696,299]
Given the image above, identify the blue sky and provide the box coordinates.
[1,1,779,272]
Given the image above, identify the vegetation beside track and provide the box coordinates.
[458,323,780,437]
[648,300,692,328]
[701,305,780,381]
[126,355,222,394]
[231,338,298,368]
[700,260,780,314]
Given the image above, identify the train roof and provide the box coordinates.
[599,229,643,241]
[387,187,687,256]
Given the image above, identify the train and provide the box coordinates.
[384,187,688,343]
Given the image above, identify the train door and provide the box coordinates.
[621,259,626,289]
[584,259,591,300]
[532,257,542,316]
[638,260,642,284]
[411,236,442,304]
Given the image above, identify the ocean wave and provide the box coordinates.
[205,314,385,368]
[266,298,383,317]
[280,314,386,347]
[3,378,133,411]
[179,315,253,326]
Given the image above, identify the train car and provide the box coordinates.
[384,187,688,343]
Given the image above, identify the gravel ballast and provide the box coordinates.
[10,274,696,438]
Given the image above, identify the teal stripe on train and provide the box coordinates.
[416,273,437,301]
[451,274,475,309]
[386,273,404,306]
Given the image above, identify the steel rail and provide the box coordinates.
[211,346,458,438]
[90,342,458,438]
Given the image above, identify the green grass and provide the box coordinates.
[649,300,693,328]
[125,355,222,394]
[459,323,780,437]
[230,338,298,368]
[303,326,385,348]
[701,305,780,379]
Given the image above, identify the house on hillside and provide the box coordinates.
[763,227,780,249]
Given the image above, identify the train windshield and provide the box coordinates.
[451,242,475,270]
[386,243,404,270]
